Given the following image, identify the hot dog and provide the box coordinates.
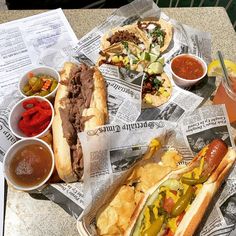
[52,62,108,182]
[93,139,236,236]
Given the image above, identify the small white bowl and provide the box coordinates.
[18,66,60,99]
[3,138,54,192]
[170,54,207,87]
[9,96,54,139]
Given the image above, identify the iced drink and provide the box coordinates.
[213,76,236,124]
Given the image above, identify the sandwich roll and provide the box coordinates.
[52,62,107,182]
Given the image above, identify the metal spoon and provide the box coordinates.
[217,51,231,88]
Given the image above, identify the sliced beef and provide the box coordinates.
[98,59,125,68]
[107,30,142,45]
[59,106,76,146]
[59,63,95,178]
[142,75,163,99]
[71,144,83,179]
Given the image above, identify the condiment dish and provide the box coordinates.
[18,65,60,99]
[9,96,54,139]
[170,54,207,87]
[3,138,54,192]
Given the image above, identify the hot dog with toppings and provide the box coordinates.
[94,139,236,236]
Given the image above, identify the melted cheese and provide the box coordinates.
[198,157,205,177]
[141,194,162,233]
[195,184,203,195]
[194,158,205,179]
[142,208,151,232]
[182,158,205,179]
[149,138,161,149]
[198,146,208,158]
[164,188,179,203]
[167,217,178,233]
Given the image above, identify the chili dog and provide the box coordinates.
[52,62,108,182]
[94,139,236,236]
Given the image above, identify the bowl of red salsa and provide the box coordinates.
[170,54,207,87]
[9,96,54,139]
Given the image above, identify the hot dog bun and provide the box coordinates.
[128,140,236,236]
[175,147,236,236]
[90,139,236,236]
[52,62,107,182]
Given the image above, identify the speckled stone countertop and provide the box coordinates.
[3,7,236,236]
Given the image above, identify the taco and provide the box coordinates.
[137,18,173,53]
[142,72,172,107]
[100,25,150,51]
[98,41,149,72]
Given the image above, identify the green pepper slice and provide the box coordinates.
[31,78,43,92]
[171,186,194,217]
[23,84,31,93]
[49,80,58,92]
[142,216,164,236]
[25,90,34,96]
[39,90,49,96]
[28,76,38,86]
[181,175,208,186]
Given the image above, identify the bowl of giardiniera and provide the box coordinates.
[19,66,60,100]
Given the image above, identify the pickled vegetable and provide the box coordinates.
[50,80,58,93]
[31,78,43,92]
[22,72,58,97]
[29,76,38,86]
[171,186,194,217]
[181,175,208,186]
[142,216,164,236]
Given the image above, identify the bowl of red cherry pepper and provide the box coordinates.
[18,66,60,99]
[9,96,54,139]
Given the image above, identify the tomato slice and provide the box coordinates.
[177,211,186,226]
[163,197,175,213]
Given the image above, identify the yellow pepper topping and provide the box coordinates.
[162,91,170,98]
[123,56,129,65]
[111,55,120,63]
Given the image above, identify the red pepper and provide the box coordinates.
[18,98,52,137]
[22,98,40,109]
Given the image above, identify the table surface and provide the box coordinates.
[3,7,236,236]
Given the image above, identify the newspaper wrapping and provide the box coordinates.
[77,104,236,236]
[41,0,213,224]
[0,0,235,235]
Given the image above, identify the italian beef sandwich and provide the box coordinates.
[52,62,108,182]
